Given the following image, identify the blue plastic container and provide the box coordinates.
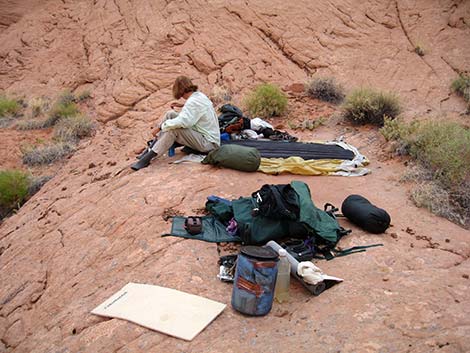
[168,144,176,157]
[220,132,230,141]
[231,246,279,316]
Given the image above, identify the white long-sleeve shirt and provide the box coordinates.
[161,92,220,145]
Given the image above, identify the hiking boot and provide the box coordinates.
[131,150,157,171]
[136,138,159,159]
[136,147,149,160]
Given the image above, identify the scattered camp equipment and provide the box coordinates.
[341,195,391,234]
[231,246,279,316]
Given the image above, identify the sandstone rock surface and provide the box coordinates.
[1,1,469,352]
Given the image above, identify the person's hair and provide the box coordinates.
[173,76,198,99]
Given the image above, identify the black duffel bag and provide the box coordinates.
[341,195,391,234]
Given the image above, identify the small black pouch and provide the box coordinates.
[341,195,391,234]
[184,216,203,235]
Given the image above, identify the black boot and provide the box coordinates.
[137,138,158,159]
[131,150,157,171]
[136,147,150,160]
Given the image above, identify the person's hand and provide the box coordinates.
[170,102,184,110]
[151,127,160,136]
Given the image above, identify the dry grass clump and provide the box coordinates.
[16,119,48,130]
[342,88,401,126]
[381,118,470,227]
[0,169,30,218]
[28,175,52,197]
[288,116,327,131]
[53,115,95,143]
[29,97,50,118]
[22,142,75,166]
[76,90,91,102]
[305,77,345,104]
[244,83,288,118]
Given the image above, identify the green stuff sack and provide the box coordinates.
[202,144,260,172]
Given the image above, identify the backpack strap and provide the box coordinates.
[315,243,384,260]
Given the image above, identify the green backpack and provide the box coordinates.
[232,181,345,245]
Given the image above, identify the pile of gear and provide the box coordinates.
[218,104,297,142]
[164,181,391,314]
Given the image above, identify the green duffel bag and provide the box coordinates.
[202,144,260,172]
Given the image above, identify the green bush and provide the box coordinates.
[451,75,470,99]
[22,142,75,166]
[342,88,401,126]
[305,77,345,104]
[0,96,21,118]
[381,119,470,227]
[409,121,470,186]
[451,75,470,111]
[47,101,79,125]
[53,115,95,143]
[244,83,288,118]
[0,169,30,217]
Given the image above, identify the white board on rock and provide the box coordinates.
[91,282,226,341]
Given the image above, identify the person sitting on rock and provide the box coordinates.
[131,76,221,171]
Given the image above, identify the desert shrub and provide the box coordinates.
[305,77,345,104]
[382,119,470,227]
[409,121,470,186]
[0,117,16,128]
[16,119,48,130]
[451,75,470,100]
[410,180,469,226]
[22,142,75,166]
[0,169,30,217]
[47,100,79,124]
[342,88,401,126]
[451,75,470,112]
[17,101,80,130]
[0,96,21,118]
[57,90,76,105]
[43,92,80,128]
[29,97,50,118]
[53,115,95,143]
[76,90,91,102]
[28,175,52,197]
[244,83,288,118]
